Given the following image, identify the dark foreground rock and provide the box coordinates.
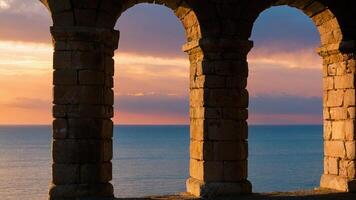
[115,189,356,200]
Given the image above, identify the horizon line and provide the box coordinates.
[0,123,323,126]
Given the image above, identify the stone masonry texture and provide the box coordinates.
[35,0,356,199]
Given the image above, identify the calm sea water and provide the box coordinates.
[0,125,323,199]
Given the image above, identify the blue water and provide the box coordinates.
[0,125,323,199]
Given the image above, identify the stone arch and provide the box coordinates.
[252,0,344,54]
[48,0,218,200]
[118,0,202,43]
[245,0,356,193]
[46,1,356,199]
[113,0,201,196]
[275,0,342,44]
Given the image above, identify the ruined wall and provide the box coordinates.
[36,0,356,199]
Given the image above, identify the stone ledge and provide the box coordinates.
[186,177,252,197]
[112,190,356,200]
[320,174,356,192]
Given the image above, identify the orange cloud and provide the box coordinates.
[249,47,322,69]
[248,47,323,97]
[114,52,189,96]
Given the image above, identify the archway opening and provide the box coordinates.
[248,5,324,192]
[113,3,190,197]
[0,0,52,199]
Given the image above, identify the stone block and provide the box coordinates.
[324,141,346,158]
[79,70,105,85]
[329,107,348,120]
[190,118,205,141]
[222,108,248,120]
[204,107,222,119]
[213,141,247,161]
[207,119,247,141]
[104,88,114,105]
[323,120,332,140]
[226,76,247,89]
[53,105,67,118]
[335,74,355,89]
[206,89,248,108]
[191,107,247,120]
[53,70,77,85]
[326,90,344,107]
[190,159,224,182]
[49,182,113,199]
[223,160,247,181]
[68,118,113,139]
[96,10,117,28]
[105,75,114,88]
[100,0,123,14]
[327,63,337,76]
[344,89,356,107]
[346,141,356,160]
[72,0,100,9]
[53,51,71,69]
[66,105,113,118]
[340,160,356,178]
[323,77,334,90]
[80,162,112,183]
[54,85,104,105]
[345,120,355,140]
[186,177,251,197]
[49,0,71,13]
[66,39,97,51]
[53,12,74,26]
[332,121,346,140]
[320,174,349,192]
[336,61,349,76]
[323,65,328,77]
[53,119,68,139]
[190,140,214,161]
[327,157,339,175]
[323,107,330,120]
[191,75,225,89]
[74,9,97,26]
[190,106,205,119]
[190,158,204,180]
[312,9,334,26]
[180,8,198,28]
[174,1,191,20]
[348,107,355,119]
[72,51,104,70]
[53,139,112,163]
[104,56,115,76]
[204,161,224,182]
[190,89,205,107]
[52,164,80,184]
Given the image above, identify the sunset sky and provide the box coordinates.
[0,0,323,125]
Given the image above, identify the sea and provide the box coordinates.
[0,125,323,199]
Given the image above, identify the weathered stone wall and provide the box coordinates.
[50,27,118,199]
[184,38,253,197]
[36,0,356,199]
[320,43,356,191]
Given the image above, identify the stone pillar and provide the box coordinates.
[49,26,119,200]
[184,38,253,197]
[320,41,356,192]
